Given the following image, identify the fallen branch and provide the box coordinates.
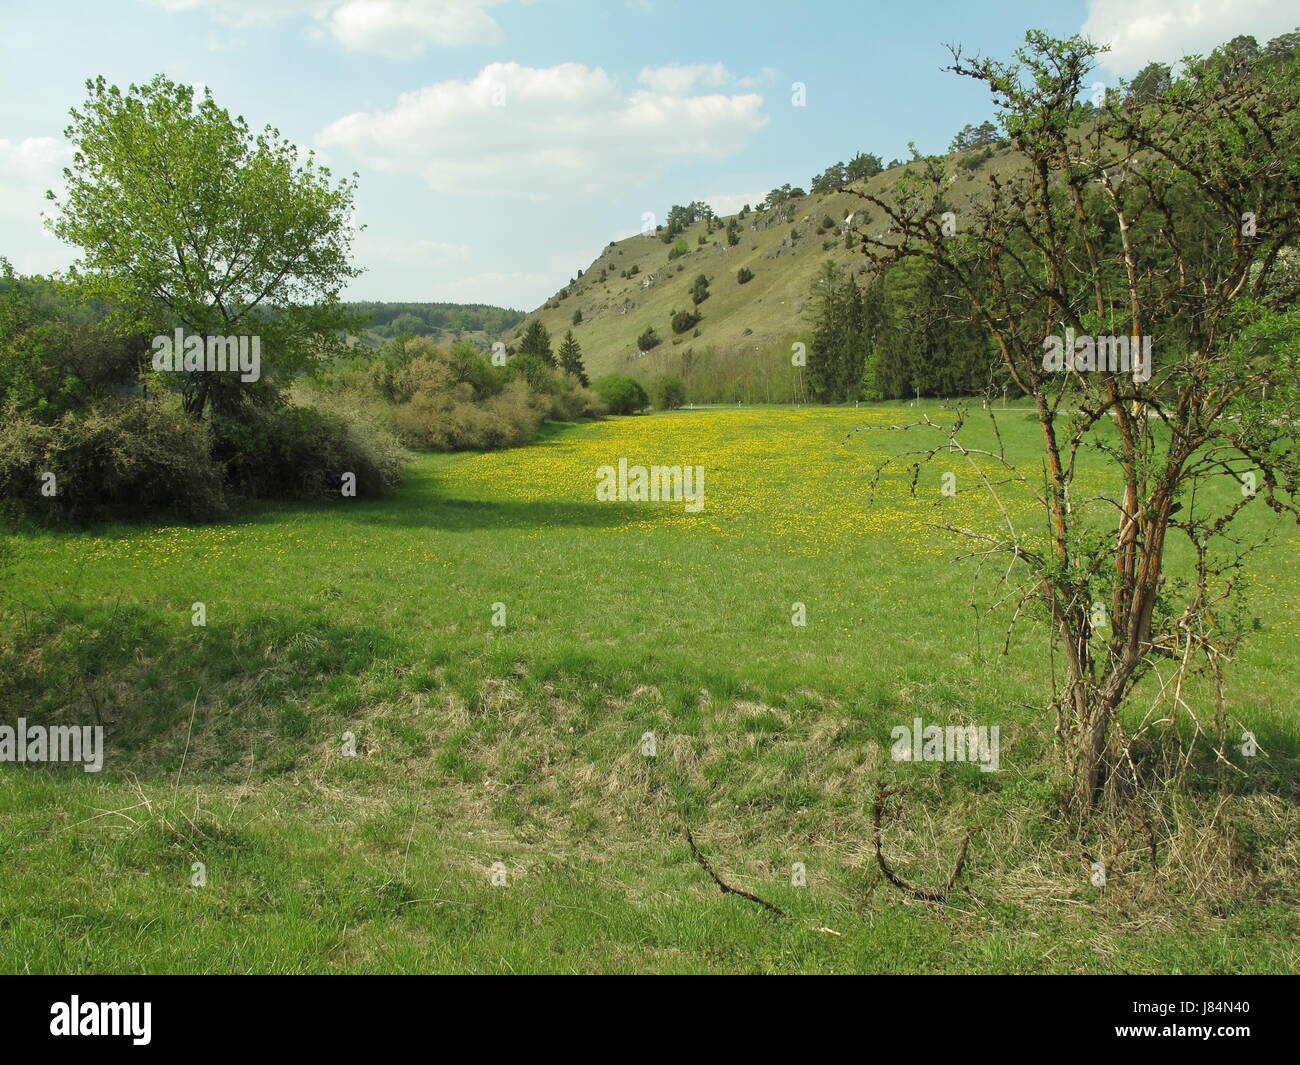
[871,783,981,904]
[685,828,789,917]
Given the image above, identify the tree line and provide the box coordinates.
[346,301,525,339]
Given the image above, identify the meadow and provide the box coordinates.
[2,404,1297,973]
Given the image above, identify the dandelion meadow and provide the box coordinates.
[3,405,1298,974]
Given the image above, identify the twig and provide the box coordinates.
[871,783,981,904]
[685,828,789,917]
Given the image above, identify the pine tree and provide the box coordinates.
[807,261,867,402]
[518,319,554,366]
[860,257,992,400]
[558,329,588,386]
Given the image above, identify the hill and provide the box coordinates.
[506,145,1023,403]
[506,24,1300,405]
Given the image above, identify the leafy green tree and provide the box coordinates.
[1126,62,1171,104]
[844,151,883,182]
[690,274,710,306]
[810,161,847,192]
[505,351,552,391]
[762,183,805,210]
[1207,33,1261,78]
[593,374,648,414]
[948,121,1000,152]
[46,75,360,418]
[391,312,426,335]
[664,201,714,238]
[1261,27,1300,69]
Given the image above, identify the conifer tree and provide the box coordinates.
[517,319,554,366]
[557,329,588,386]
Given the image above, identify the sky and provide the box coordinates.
[2,0,1296,311]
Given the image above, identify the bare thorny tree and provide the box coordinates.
[851,32,1300,816]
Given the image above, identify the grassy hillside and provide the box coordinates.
[511,148,1023,402]
[3,406,1297,973]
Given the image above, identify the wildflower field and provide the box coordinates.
[2,404,1297,973]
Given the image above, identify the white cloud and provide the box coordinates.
[1083,0,1299,73]
[327,0,505,57]
[146,0,511,55]
[316,61,768,200]
[637,62,731,95]
[0,137,74,275]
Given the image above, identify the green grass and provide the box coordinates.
[2,404,1298,973]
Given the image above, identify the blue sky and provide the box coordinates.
[2,0,1296,309]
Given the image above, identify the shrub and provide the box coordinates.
[504,352,553,392]
[593,374,649,415]
[647,374,686,411]
[737,267,754,284]
[0,270,147,422]
[364,337,502,404]
[637,326,660,352]
[508,354,605,421]
[671,309,700,334]
[212,403,404,499]
[391,378,543,451]
[290,385,410,478]
[344,334,600,452]
[543,381,608,421]
[0,398,225,520]
[957,146,995,171]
